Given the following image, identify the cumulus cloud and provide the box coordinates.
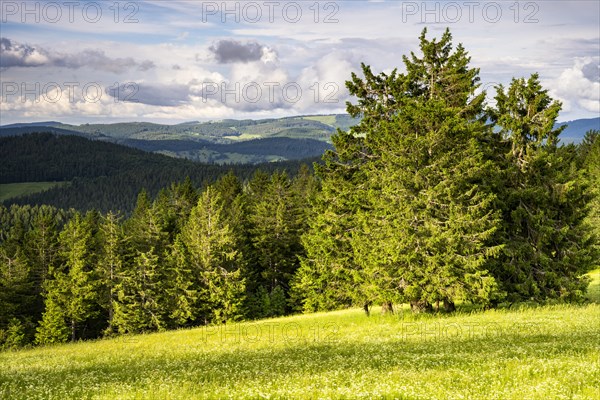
[106,82,192,107]
[0,38,155,73]
[581,61,600,82]
[0,37,49,67]
[208,39,275,64]
[550,57,600,114]
[294,50,357,112]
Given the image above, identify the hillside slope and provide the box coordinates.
[0,133,317,213]
[2,115,595,162]
[0,115,348,163]
[1,300,598,399]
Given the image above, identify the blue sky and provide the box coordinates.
[1,0,598,124]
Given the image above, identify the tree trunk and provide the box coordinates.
[71,319,76,342]
[381,302,394,314]
[443,299,456,313]
[363,302,370,316]
[410,300,433,313]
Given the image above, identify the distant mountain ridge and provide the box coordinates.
[555,117,600,143]
[1,115,597,163]
[0,114,355,164]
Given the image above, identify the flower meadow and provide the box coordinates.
[1,270,599,400]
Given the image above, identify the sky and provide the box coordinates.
[0,0,599,125]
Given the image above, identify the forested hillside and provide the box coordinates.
[0,115,349,164]
[0,133,317,213]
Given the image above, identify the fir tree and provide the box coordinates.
[297,28,502,312]
[180,187,246,323]
[165,237,197,327]
[112,248,165,333]
[35,295,69,345]
[97,211,126,335]
[41,212,97,341]
[489,74,596,301]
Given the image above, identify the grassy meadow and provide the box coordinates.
[0,182,67,202]
[1,276,599,399]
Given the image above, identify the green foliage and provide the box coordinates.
[164,237,197,327]
[296,28,502,312]
[490,75,596,302]
[180,187,246,323]
[0,29,597,353]
[248,172,302,291]
[583,131,600,260]
[35,296,69,345]
[1,133,319,214]
[97,212,126,335]
[38,212,97,342]
[0,318,27,350]
[112,248,165,333]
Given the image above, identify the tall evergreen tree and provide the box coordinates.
[296,28,502,313]
[113,191,170,333]
[165,237,197,327]
[180,187,246,323]
[97,211,126,335]
[36,212,96,342]
[248,172,305,316]
[489,74,596,301]
[112,247,164,333]
[582,131,600,259]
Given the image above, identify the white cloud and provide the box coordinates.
[1,1,598,123]
[549,57,600,115]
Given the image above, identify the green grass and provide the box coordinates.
[2,274,599,399]
[0,182,68,202]
[222,133,262,141]
[302,115,337,126]
[586,268,600,302]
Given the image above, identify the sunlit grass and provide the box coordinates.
[586,268,600,303]
[1,279,599,399]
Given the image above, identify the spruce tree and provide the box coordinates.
[180,187,246,323]
[490,75,597,301]
[165,237,197,327]
[249,172,302,293]
[290,158,366,312]
[36,212,96,342]
[297,28,502,312]
[97,212,126,335]
[35,295,69,345]
[583,131,600,261]
[112,247,164,333]
[111,190,171,333]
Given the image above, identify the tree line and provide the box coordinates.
[1,28,598,349]
[0,168,316,347]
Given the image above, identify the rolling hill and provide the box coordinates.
[556,117,600,143]
[0,133,317,213]
[1,297,598,399]
[1,115,596,164]
[0,115,351,164]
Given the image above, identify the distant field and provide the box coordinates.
[302,115,337,125]
[1,274,598,399]
[0,182,67,202]
[222,133,262,141]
